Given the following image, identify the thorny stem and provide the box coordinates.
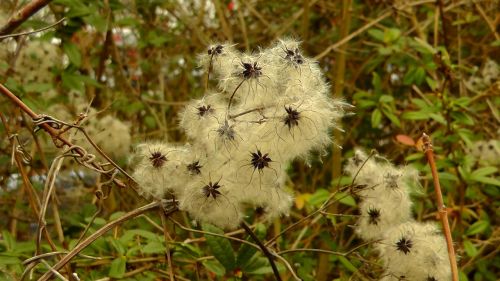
[241,221,282,281]
[421,133,459,281]
[38,202,178,281]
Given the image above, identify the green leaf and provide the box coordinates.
[470,167,497,178]
[383,28,401,43]
[333,192,356,207]
[429,113,447,125]
[2,231,15,250]
[24,83,53,93]
[463,239,478,257]
[307,188,329,207]
[202,223,236,271]
[371,108,382,128]
[471,176,500,186]
[110,211,126,221]
[465,220,490,236]
[244,257,285,274]
[371,73,382,94]
[61,72,84,92]
[367,29,384,42]
[109,257,126,278]
[119,230,159,244]
[381,107,401,127]
[379,95,394,103]
[0,255,20,265]
[402,111,428,120]
[338,256,357,273]
[202,260,226,276]
[63,42,82,67]
[142,241,166,254]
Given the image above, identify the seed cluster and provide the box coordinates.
[132,39,346,230]
[346,150,452,281]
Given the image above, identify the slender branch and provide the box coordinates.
[37,202,177,281]
[0,17,65,39]
[0,0,53,37]
[0,83,132,187]
[227,79,246,113]
[159,208,175,281]
[241,221,282,281]
[421,133,459,281]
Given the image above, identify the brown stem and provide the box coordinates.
[241,221,282,281]
[159,208,175,281]
[0,83,132,187]
[0,17,65,39]
[38,202,177,281]
[421,133,459,281]
[0,0,53,37]
[227,79,246,114]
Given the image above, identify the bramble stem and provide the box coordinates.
[241,221,282,281]
[421,133,459,281]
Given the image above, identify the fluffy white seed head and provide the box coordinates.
[132,39,345,229]
[376,222,451,281]
[178,174,243,229]
[131,142,191,199]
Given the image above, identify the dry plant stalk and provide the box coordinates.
[420,133,459,281]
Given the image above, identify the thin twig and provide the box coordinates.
[241,221,282,281]
[0,17,65,39]
[159,208,175,281]
[420,133,459,281]
[38,202,177,281]
[0,83,131,187]
[0,0,53,36]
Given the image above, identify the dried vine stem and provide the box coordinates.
[0,0,53,37]
[37,202,178,281]
[0,83,132,186]
[420,133,459,281]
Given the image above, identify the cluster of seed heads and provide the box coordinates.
[131,38,346,229]
[345,150,452,281]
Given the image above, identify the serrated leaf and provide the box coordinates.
[202,223,236,271]
[109,257,126,278]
